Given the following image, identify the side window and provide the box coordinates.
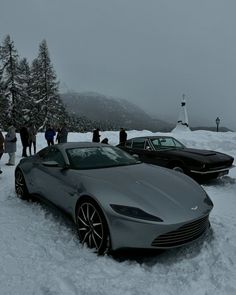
[41,147,65,166]
[151,139,161,150]
[159,137,175,148]
[132,138,145,149]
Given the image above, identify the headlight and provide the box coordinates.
[110,204,163,222]
[204,194,214,207]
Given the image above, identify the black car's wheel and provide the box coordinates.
[15,169,29,200]
[76,198,111,255]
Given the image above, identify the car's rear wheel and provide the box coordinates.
[76,198,111,255]
[15,169,29,200]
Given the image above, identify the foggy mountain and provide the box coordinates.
[61,92,173,131]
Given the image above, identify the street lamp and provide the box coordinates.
[216,117,220,132]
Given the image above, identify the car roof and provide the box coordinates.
[128,136,173,140]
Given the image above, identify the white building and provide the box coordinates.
[172,94,191,132]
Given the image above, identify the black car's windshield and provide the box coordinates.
[151,137,185,150]
[66,146,141,170]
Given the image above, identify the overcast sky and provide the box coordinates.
[1,0,236,129]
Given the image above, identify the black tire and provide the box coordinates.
[15,169,29,200]
[76,198,111,255]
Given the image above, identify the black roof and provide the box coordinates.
[128,136,174,140]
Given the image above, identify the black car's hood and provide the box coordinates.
[181,148,217,156]
[166,147,232,162]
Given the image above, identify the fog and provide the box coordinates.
[1,0,236,129]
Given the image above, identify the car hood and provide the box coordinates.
[167,147,233,162]
[74,163,213,223]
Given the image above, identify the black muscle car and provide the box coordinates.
[118,136,234,180]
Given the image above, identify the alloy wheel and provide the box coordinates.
[15,169,28,200]
[77,201,106,252]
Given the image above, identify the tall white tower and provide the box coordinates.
[172,94,191,132]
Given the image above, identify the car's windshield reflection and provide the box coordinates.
[66,146,141,170]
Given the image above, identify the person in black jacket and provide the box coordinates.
[56,123,68,143]
[45,126,56,146]
[119,128,127,146]
[92,128,101,143]
[20,124,29,157]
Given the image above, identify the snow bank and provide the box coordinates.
[0,130,235,295]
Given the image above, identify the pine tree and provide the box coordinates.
[31,39,66,130]
[16,57,33,126]
[0,64,9,129]
[0,35,21,128]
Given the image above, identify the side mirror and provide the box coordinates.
[42,160,60,167]
[61,163,70,171]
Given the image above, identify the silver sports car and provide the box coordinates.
[15,142,213,254]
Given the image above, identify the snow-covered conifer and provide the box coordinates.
[0,35,21,128]
[31,39,67,130]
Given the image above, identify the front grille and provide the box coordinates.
[151,215,209,248]
[206,159,233,170]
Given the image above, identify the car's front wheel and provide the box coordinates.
[76,198,111,255]
[15,169,29,200]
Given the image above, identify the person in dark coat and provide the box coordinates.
[20,124,29,157]
[0,130,4,174]
[92,128,101,143]
[57,123,68,143]
[28,123,37,155]
[119,128,127,146]
[45,126,56,146]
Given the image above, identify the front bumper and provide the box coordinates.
[108,213,210,250]
[190,165,235,175]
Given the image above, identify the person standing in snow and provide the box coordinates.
[92,128,101,143]
[57,123,68,143]
[45,126,56,146]
[4,125,17,166]
[0,130,4,174]
[119,128,127,146]
[20,123,29,157]
[28,123,37,155]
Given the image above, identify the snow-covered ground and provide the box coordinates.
[0,130,236,295]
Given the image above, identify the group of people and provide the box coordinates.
[20,123,68,157]
[0,124,127,175]
[0,122,69,174]
[45,123,68,146]
[92,127,127,145]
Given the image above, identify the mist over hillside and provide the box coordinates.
[61,92,173,131]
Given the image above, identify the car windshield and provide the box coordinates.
[66,146,141,170]
[151,137,185,150]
